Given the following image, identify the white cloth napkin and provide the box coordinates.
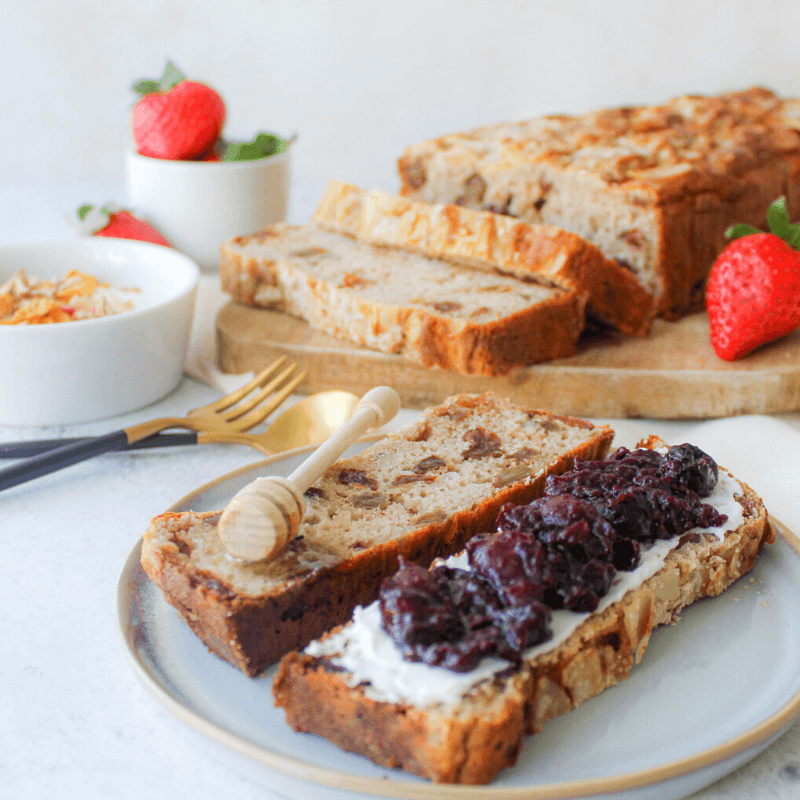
[183,274,255,393]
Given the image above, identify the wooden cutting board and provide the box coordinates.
[216,301,800,419]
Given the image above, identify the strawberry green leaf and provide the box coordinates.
[725,196,800,250]
[158,61,186,92]
[73,204,111,235]
[222,132,290,162]
[132,79,160,95]
[725,223,762,240]
[767,196,800,251]
[767,196,791,237]
[131,61,186,96]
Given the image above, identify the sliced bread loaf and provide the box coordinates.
[219,223,586,377]
[398,87,800,319]
[141,393,613,676]
[312,180,657,336]
[273,437,774,783]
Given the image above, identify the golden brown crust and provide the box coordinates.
[219,223,587,377]
[397,87,800,319]
[273,466,773,783]
[141,395,614,676]
[311,181,656,336]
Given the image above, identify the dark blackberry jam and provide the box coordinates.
[379,444,728,672]
[544,444,726,541]
[379,560,551,672]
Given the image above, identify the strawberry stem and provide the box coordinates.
[74,204,111,235]
[132,60,186,96]
[725,196,800,249]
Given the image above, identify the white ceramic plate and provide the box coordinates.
[117,446,800,800]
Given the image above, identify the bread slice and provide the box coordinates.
[141,393,613,676]
[397,87,800,319]
[219,222,586,377]
[273,437,774,783]
[312,180,657,336]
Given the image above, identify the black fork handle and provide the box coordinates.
[0,430,134,491]
[0,432,199,459]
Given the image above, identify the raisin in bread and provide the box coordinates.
[141,393,612,676]
[219,222,586,377]
[273,436,774,783]
[312,180,656,336]
[398,87,800,319]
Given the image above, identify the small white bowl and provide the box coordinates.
[125,148,291,271]
[0,238,199,426]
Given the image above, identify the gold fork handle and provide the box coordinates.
[126,416,222,442]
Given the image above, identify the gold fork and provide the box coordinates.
[0,357,307,492]
[132,356,307,439]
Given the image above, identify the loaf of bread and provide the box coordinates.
[312,180,657,336]
[273,437,774,783]
[219,222,586,377]
[141,393,612,676]
[398,87,800,319]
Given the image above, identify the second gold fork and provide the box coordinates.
[0,357,307,492]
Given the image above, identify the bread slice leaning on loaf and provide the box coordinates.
[312,179,657,336]
[273,436,774,784]
[219,222,586,377]
[141,393,613,676]
[398,87,800,319]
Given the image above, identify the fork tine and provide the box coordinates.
[218,363,299,423]
[226,369,309,431]
[196,356,288,414]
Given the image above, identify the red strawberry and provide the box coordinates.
[706,197,800,360]
[131,61,225,160]
[76,205,172,247]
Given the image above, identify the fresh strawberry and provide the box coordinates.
[706,196,800,360]
[131,61,225,160]
[75,204,172,247]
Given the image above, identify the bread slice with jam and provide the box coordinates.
[273,435,774,784]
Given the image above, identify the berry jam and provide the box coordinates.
[544,444,725,541]
[379,560,551,672]
[379,444,728,672]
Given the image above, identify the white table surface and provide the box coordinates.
[3,182,800,800]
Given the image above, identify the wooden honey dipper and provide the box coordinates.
[218,386,402,562]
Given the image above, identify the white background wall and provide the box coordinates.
[4,0,800,211]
